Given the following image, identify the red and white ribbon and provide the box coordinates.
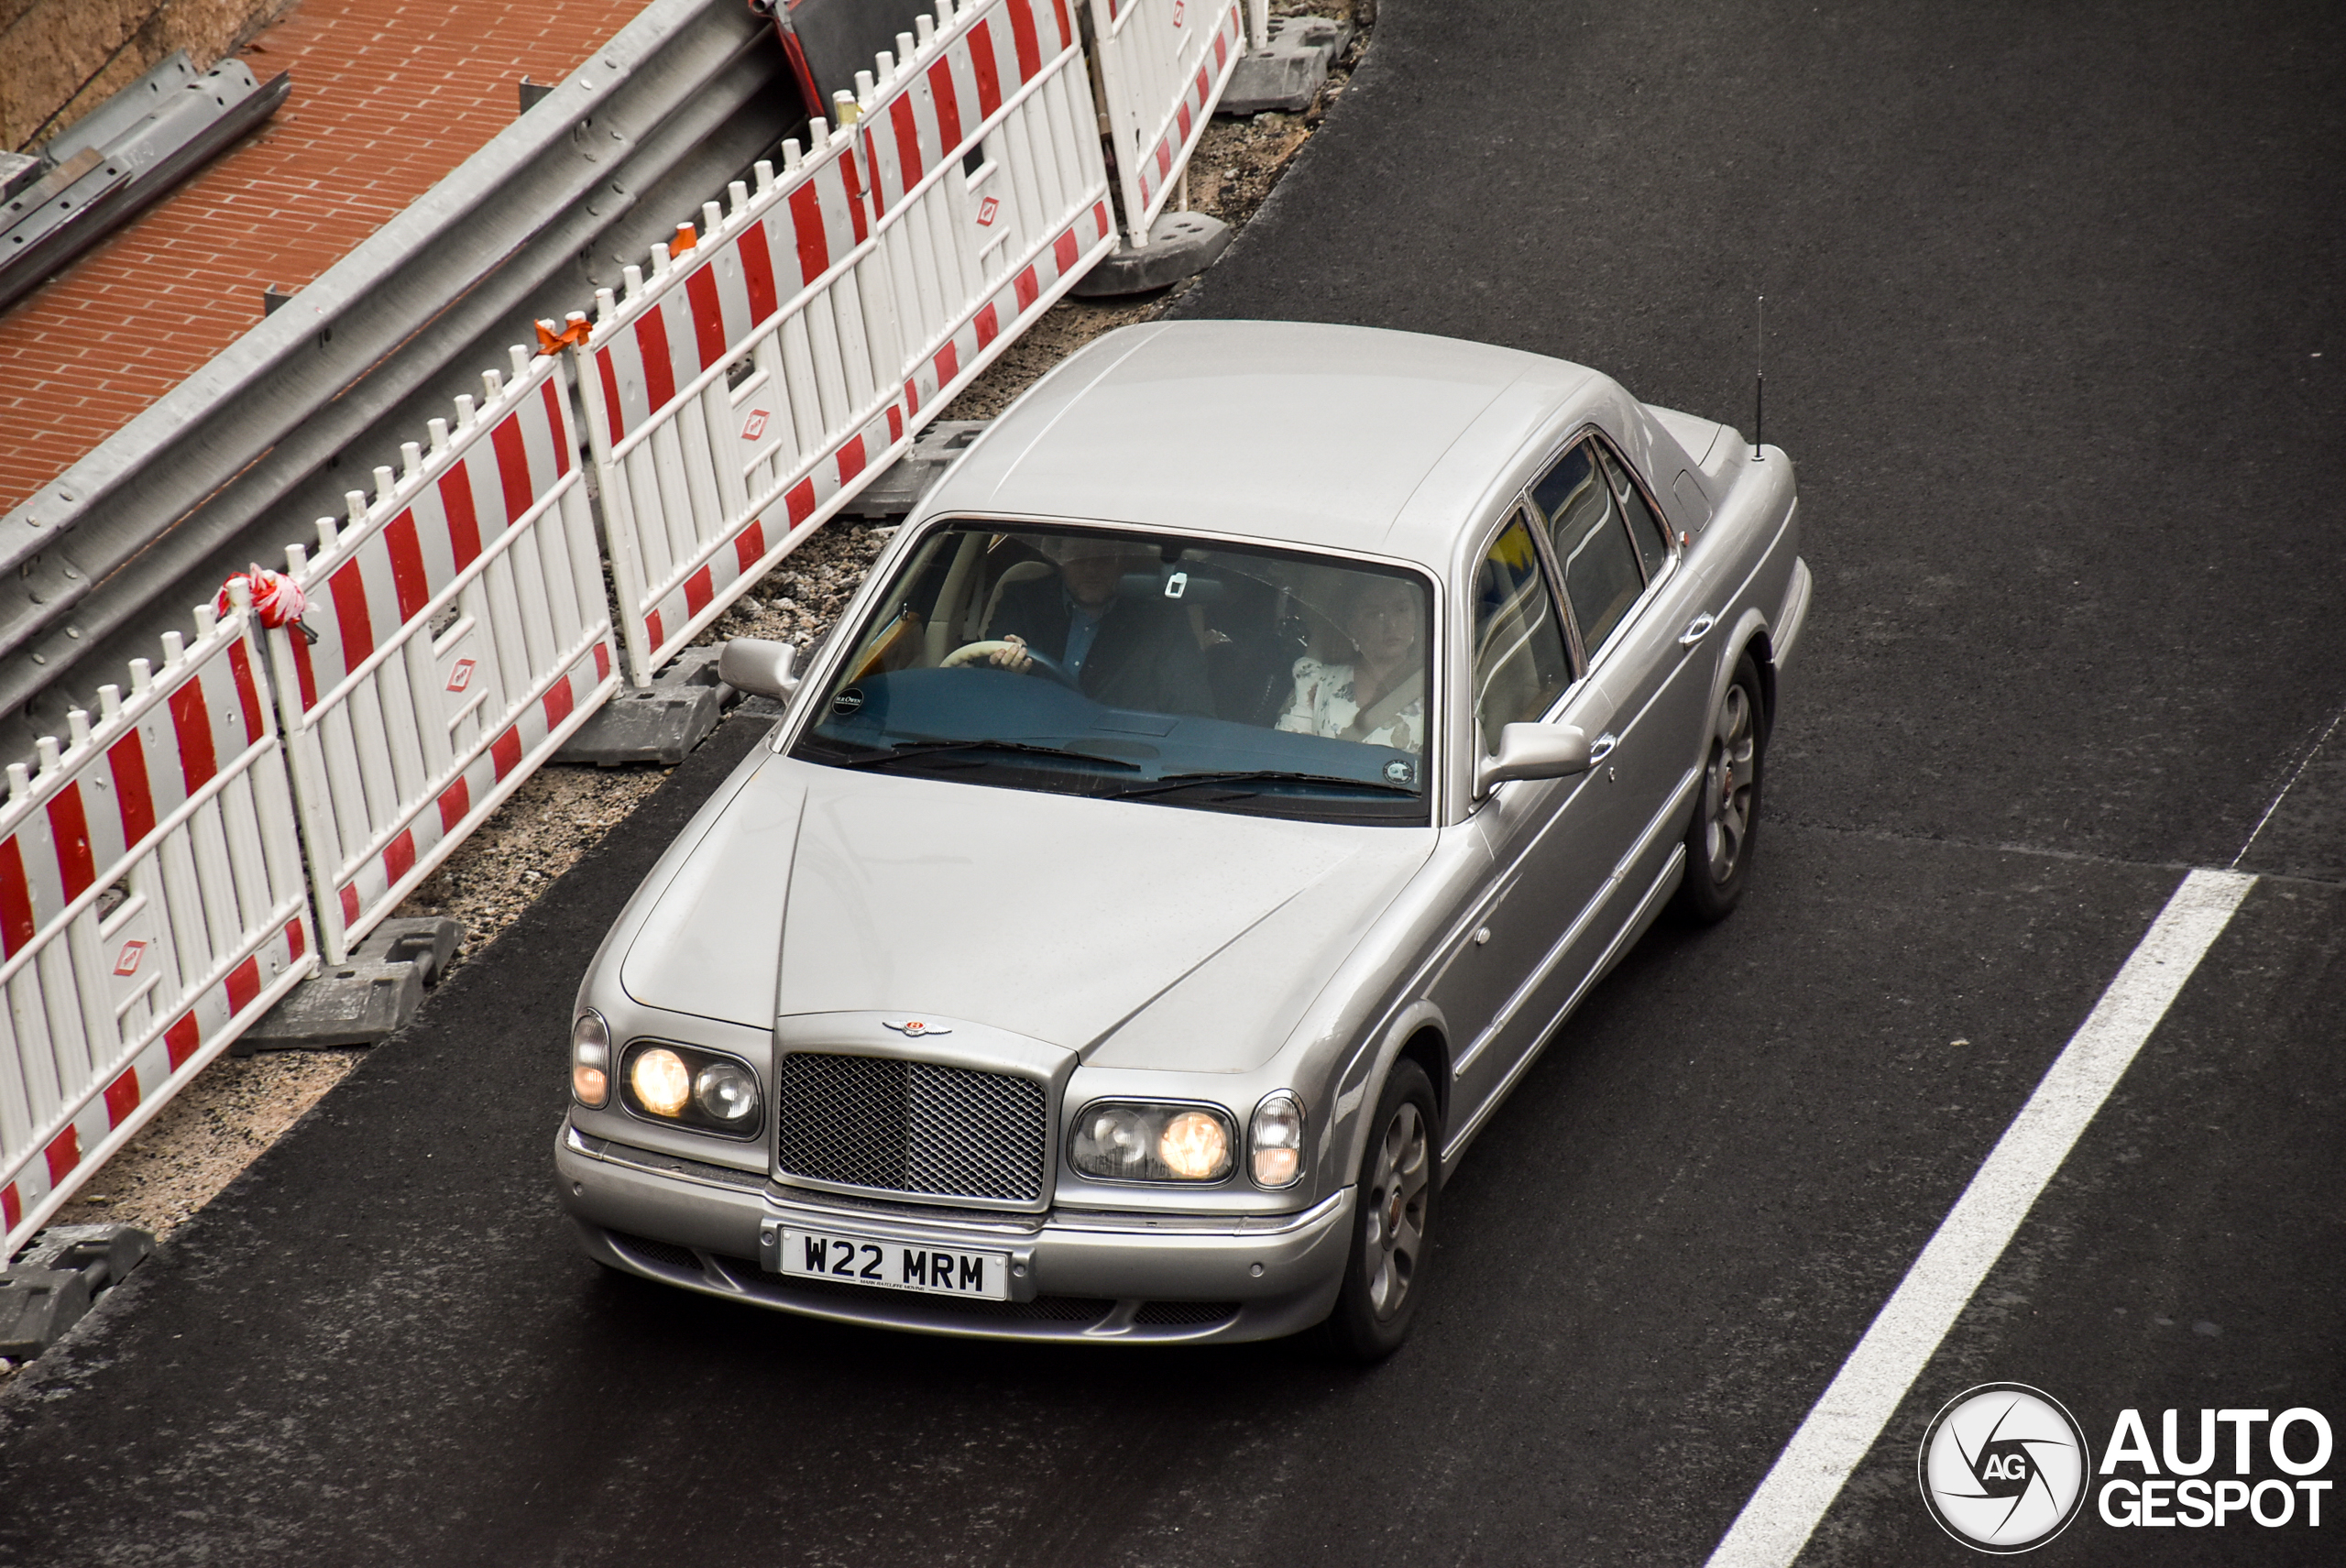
[216,564,307,629]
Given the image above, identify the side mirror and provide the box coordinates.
[1475,722,1591,796]
[718,638,801,699]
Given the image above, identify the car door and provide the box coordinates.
[1435,509,1620,1131]
[1535,434,1716,948]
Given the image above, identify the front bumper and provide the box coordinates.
[555,1122,1352,1344]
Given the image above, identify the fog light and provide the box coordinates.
[1158,1111,1232,1180]
[571,1011,610,1108]
[630,1047,691,1117]
[695,1061,759,1124]
[1250,1092,1304,1188]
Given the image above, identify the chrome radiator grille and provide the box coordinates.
[774,1053,1048,1203]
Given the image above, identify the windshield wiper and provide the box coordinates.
[1111,768,1420,800]
[831,739,1142,772]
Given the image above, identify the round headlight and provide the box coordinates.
[1158,1110,1232,1180]
[1085,1107,1152,1173]
[630,1047,691,1117]
[1249,1092,1304,1188]
[571,1011,610,1107]
[695,1061,760,1124]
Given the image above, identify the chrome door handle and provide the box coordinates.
[1588,732,1617,762]
[1679,612,1716,648]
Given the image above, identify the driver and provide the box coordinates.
[951,537,1213,715]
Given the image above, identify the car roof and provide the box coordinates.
[919,319,1608,569]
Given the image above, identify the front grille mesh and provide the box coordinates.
[776,1052,1047,1202]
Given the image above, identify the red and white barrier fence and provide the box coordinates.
[0,589,313,1254]
[263,347,618,964]
[1089,0,1244,247]
[578,0,1112,687]
[0,0,1241,1255]
[577,126,887,686]
[861,0,1114,427]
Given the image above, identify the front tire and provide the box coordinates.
[1674,652,1766,924]
[1317,1059,1440,1362]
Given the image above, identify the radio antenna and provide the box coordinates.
[1753,294,1766,461]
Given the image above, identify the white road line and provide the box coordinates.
[1704,867,2258,1568]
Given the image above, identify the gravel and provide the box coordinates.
[11,6,1375,1307]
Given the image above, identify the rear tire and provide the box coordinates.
[1673,652,1766,925]
[1317,1059,1440,1363]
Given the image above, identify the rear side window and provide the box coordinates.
[1469,511,1574,751]
[1533,443,1643,656]
[1596,444,1671,580]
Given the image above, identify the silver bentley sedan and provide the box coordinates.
[554,320,1809,1359]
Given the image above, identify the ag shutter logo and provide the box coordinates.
[1919,1384,2091,1552]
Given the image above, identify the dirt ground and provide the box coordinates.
[23,8,1376,1332]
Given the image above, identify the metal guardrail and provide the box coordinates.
[0,0,802,760]
[0,53,292,316]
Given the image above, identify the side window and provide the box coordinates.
[1470,511,1574,751]
[1532,441,1643,657]
[1595,444,1671,580]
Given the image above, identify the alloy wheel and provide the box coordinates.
[1703,684,1757,883]
[1362,1100,1431,1320]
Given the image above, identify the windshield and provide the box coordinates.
[790,522,1434,824]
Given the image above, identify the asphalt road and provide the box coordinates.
[3,2,2340,1563]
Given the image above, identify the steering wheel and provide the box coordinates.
[941,640,1083,691]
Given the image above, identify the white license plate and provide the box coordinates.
[780,1228,1011,1300]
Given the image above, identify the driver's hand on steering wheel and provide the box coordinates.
[943,635,1035,673]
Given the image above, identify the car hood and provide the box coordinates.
[620,756,1432,1066]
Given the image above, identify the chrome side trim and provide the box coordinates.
[1587,840,1687,993]
[1442,842,1687,1164]
[1452,763,1700,1079]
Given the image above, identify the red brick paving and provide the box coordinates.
[0,0,648,514]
